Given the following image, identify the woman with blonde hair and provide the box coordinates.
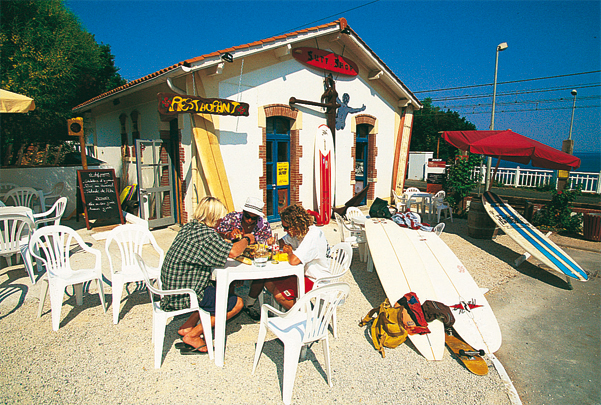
[160,196,250,354]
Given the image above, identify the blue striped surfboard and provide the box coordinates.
[482,191,588,281]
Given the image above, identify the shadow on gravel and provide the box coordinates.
[442,221,573,289]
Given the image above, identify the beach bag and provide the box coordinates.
[369,197,394,219]
[422,300,455,329]
[359,298,407,358]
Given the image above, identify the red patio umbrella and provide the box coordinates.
[441,130,581,171]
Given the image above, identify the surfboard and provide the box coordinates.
[401,227,502,354]
[364,218,445,361]
[314,124,335,225]
[483,191,588,281]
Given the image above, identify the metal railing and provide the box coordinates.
[472,166,600,194]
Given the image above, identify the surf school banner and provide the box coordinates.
[158,92,249,117]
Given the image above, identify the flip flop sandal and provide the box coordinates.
[179,344,208,355]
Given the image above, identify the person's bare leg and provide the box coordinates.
[264,281,295,310]
[182,297,244,351]
[178,311,200,337]
[248,280,265,299]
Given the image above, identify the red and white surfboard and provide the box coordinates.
[314,124,336,225]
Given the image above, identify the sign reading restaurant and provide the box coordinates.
[158,92,250,117]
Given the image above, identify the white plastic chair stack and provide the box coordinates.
[344,206,363,222]
[314,243,352,338]
[252,283,350,405]
[0,213,34,274]
[334,212,366,262]
[432,190,453,223]
[134,254,214,368]
[30,225,106,331]
[106,224,165,325]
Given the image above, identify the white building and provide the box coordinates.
[73,18,421,228]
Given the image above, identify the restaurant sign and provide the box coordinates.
[292,47,359,77]
[158,92,249,117]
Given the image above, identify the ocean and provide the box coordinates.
[491,151,600,173]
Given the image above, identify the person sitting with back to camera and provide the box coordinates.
[160,196,250,354]
[246,204,330,317]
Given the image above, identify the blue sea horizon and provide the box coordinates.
[491,151,600,173]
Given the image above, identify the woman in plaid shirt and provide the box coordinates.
[161,196,251,354]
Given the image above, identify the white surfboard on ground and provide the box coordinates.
[483,191,588,281]
[364,218,445,361]
[401,226,502,353]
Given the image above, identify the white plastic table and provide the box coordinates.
[212,258,305,367]
[407,192,433,219]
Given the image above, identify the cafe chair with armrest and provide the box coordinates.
[344,207,364,222]
[0,213,34,274]
[432,190,453,223]
[43,182,65,207]
[252,283,350,405]
[314,243,352,338]
[134,254,214,368]
[391,189,408,211]
[30,225,107,331]
[106,224,164,324]
[334,212,366,262]
[33,197,67,228]
[3,187,41,212]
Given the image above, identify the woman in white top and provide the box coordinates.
[264,204,330,310]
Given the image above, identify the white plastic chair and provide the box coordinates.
[134,254,214,368]
[33,197,67,228]
[0,183,18,196]
[30,225,107,331]
[43,182,65,207]
[344,207,364,222]
[3,187,41,212]
[252,283,350,405]
[315,243,352,338]
[106,224,164,324]
[433,222,445,236]
[0,213,34,271]
[391,189,407,211]
[334,212,366,262]
[432,190,453,223]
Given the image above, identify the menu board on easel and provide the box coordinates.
[77,168,124,230]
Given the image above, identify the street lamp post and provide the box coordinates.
[485,42,508,190]
[568,89,577,141]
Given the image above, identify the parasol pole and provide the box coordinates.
[491,156,501,186]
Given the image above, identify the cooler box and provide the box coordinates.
[583,213,601,242]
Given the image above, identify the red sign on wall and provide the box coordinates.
[292,47,359,77]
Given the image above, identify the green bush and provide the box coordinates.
[443,153,483,215]
[532,187,583,234]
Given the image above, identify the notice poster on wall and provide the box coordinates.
[77,168,124,230]
[277,162,289,186]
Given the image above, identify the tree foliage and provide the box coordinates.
[410,98,477,161]
[0,0,126,156]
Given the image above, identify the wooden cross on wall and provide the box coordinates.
[289,75,340,144]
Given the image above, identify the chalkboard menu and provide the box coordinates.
[77,169,124,230]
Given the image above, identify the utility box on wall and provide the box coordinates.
[407,152,434,180]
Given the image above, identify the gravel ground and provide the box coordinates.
[2,214,584,405]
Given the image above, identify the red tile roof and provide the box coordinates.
[73,19,347,111]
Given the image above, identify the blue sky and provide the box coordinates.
[65,0,601,154]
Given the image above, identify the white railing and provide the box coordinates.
[472,166,600,194]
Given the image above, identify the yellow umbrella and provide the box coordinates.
[0,89,35,113]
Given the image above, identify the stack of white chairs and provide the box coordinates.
[252,283,350,405]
